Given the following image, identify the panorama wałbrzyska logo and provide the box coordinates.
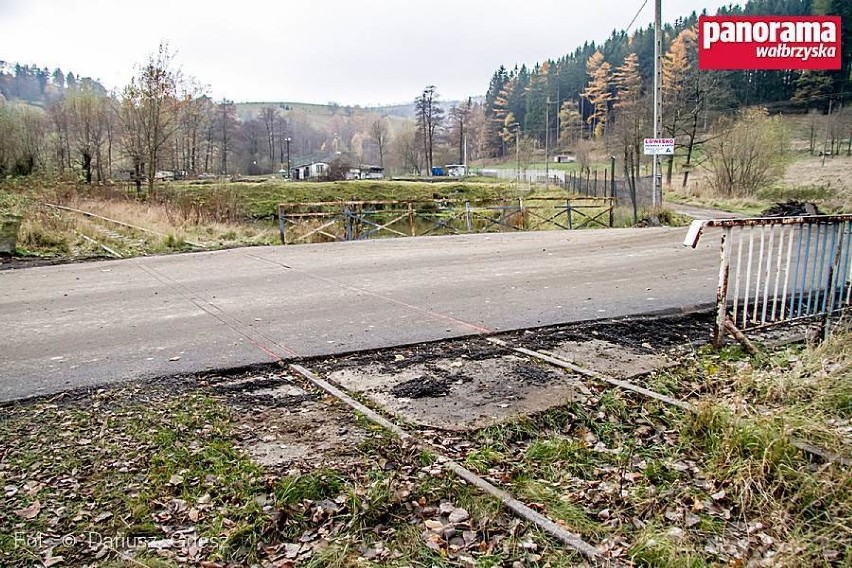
[699,15,841,70]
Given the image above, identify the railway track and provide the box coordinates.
[44,202,208,255]
[201,316,848,565]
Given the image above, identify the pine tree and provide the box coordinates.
[525,62,550,144]
[492,76,517,155]
[557,100,582,146]
[484,66,510,156]
[581,51,612,139]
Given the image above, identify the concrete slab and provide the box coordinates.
[329,355,587,431]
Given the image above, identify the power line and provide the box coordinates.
[625,0,650,33]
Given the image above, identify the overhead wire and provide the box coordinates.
[625,0,650,33]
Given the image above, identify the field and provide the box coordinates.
[667,153,852,216]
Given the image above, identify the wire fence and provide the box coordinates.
[277,197,615,244]
[478,168,655,213]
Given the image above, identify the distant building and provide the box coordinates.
[361,165,385,180]
[154,170,175,181]
[292,162,329,180]
[344,165,385,180]
[445,164,468,177]
[553,155,576,164]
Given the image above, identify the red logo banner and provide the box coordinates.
[698,15,841,70]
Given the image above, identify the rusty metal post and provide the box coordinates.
[277,205,287,244]
[343,204,352,241]
[408,202,415,236]
[823,222,846,340]
[566,200,573,230]
[610,156,616,200]
[713,227,733,347]
[465,201,473,233]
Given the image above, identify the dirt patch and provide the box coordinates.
[511,312,714,353]
[0,254,111,271]
[208,373,316,408]
[326,337,513,375]
[206,372,368,470]
[548,338,676,379]
[235,399,367,470]
[328,355,587,431]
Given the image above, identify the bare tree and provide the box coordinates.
[369,117,388,168]
[448,99,472,164]
[121,43,181,194]
[415,86,444,174]
[394,122,422,175]
[65,82,110,183]
[613,52,647,203]
[175,80,211,175]
[118,85,147,194]
[260,106,278,168]
[218,99,237,174]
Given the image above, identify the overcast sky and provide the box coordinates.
[0,0,731,105]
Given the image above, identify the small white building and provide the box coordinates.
[445,164,468,177]
[292,162,329,180]
[344,166,385,180]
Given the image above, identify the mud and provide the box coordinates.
[391,376,452,399]
[325,337,513,375]
[0,254,111,272]
[208,373,317,408]
[511,312,714,353]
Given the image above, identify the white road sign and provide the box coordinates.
[643,138,675,155]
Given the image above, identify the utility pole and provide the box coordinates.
[285,137,292,179]
[822,98,833,167]
[516,128,521,189]
[463,133,468,177]
[652,0,663,208]
[545,98,550,190]
[511,123,521,189]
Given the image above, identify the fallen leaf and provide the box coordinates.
[448,508,469,524]
[43,555,64,567]
[685,513,701,528]
[14,500,41,519]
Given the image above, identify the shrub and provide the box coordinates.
[704,108,789,197]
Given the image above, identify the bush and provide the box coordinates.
[705,108,789,198]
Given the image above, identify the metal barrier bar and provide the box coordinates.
[685,215,852,346]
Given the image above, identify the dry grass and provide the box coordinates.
[70,197,280,249]
[668,155,852,214]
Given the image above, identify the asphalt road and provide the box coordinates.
[0,228,720,401]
